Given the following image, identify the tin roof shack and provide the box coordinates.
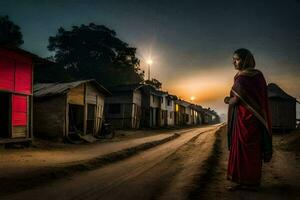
[166,95,177,126]
[105,84,144,129]
[34,80,110,140]
[268,83,298,132]
[0,46,46,145]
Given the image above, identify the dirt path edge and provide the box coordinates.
[0,133,180,196]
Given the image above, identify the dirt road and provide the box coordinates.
[3,125,222,200]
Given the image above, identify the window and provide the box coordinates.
[176,104,179,112]
[167,99,171,106]
[108,103,121,114]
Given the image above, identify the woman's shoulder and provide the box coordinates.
[234,69,265,84]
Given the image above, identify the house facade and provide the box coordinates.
[0,47,44,145]
[34,80,110,140]
[105,84,143,129]
[166,95,177,126]
[268,83,298,131]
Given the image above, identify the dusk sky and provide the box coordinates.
[1,0,300,115]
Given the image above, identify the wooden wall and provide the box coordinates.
[68,84,84,105]
[34,95,66,139]
[269,98,296,130]
[66,82,105,135]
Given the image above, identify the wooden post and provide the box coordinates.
[83,83,87,135]
[65,94,69,137]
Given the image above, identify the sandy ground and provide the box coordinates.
[0,128,197,177]
[201,127,300,200]
[2,124,298,200]
[2,126,220,200]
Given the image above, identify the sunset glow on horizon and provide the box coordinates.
[3,0,298,116]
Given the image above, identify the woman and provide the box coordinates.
[224,48,272,190]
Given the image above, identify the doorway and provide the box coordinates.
[0,92,10,138]
[86,104,96,135]
[68,104,84,134]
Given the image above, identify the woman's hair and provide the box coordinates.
[234,48,256,69]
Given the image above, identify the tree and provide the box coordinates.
[0,15,23,47]
[48,23,144,86]
[144,78,162,89]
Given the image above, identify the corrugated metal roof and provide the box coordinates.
[189,104,203,111]
[268,83,296,101]
[108,83,143,92]
[34,79,111,98]
[150,89,168,97]
[175,99,191,107]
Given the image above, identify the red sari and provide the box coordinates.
[227,69,272,185]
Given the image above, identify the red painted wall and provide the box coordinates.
[0,49,32,95]
[12,95,27,126]
[15,62,32,94]
[0,56,15,91]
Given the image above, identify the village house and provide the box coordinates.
[184,101,193,125]
[190,104,203,125]
[139,84,165,128]
[174,99,190,126]
[165,94,177,126]
[201,108,213,124]
[0,46,46,145]
[159,91,169,127]
[105,84,144,129]
[33,80,110,140]
[268,83,299,131]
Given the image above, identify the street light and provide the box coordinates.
[147,59,153,80]
[190,96,195,102]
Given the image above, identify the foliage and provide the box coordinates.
[47,23,144,86]
[144,78,162,89]
[0,15,23,47]
[34,62,74,83]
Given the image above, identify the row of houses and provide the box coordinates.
[0,46,219,145]
[1,46,297,145]
[104,84,220,130]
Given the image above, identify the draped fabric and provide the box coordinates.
[227,69,272,185]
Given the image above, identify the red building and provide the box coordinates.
[0,46,43,145]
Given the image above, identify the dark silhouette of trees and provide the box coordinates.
[48,23,144,86]
[145,78,162,89]
[34,62,74,83]
[0,15,23,47]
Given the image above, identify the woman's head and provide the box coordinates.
[232,48,256,70]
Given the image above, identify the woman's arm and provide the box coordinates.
[224,96,239,105]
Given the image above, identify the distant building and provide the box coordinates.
[166,95,177,126]
[174,99,190,126]
[190,104,203,125]
[105,84,144,129]
[268,83,299,131]
[140,85,167,128]
[34,80,110,140]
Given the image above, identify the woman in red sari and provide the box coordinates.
[224,48,272,190]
